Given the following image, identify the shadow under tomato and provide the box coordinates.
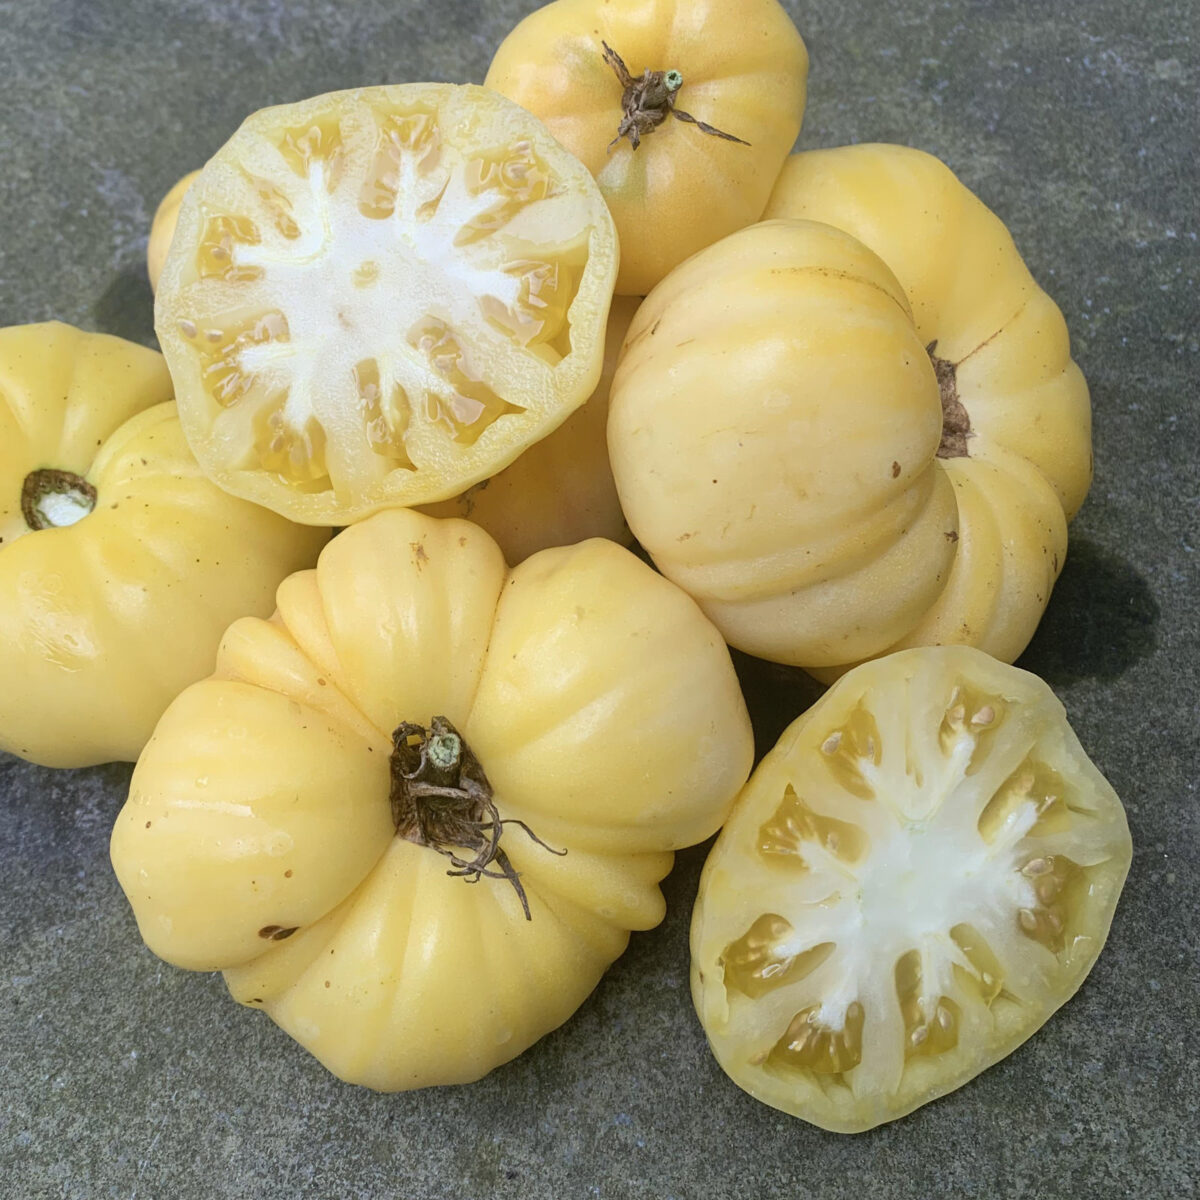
[731,650,827,765]
[1018,535,1160,686]
[93,268,156,349]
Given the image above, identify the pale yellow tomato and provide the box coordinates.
[0,323,328,767]
[692,646,1131,1132]
[765,144,1093,677]
[110,508,753,1089]
[486,0,808,296]
[419,295,637,562]
[156,84,618,525]
[609,184,1090,676]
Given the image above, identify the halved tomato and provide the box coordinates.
[691,646,1131,1132]
[155,84,618,525]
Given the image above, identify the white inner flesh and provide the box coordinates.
[741,676,1121,1099]
[191,103,596,495]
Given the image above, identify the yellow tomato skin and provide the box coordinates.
[610,219,961,669]
[0,323,329,767]
[765,145,1091,522]
[611,149,1090,675]
[765,145,1088,678]
[147,170,200,294]
[419,296,638,562]
[110,509,753,1090]
[486,0,808,296]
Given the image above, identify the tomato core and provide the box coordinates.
[929,342,972,458]
[388,715,564,920]
[20,468,97,531]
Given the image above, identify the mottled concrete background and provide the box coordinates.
[1,1,1196,1196]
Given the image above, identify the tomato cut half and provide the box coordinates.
[155,84,618,525]
[691,646,1132,1132]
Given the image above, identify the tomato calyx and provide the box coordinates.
[388,715,565,920]
[928,341,972,459]
[602,42,750,152]
[20,468,97,531]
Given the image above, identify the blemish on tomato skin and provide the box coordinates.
[258,924,299,941]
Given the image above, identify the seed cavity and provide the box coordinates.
[757,785,867,871]
[768,1002,864,1077]
[408,317,524,444]
[818,704,882,800]
[895,950,961,1060]
[721,914,835,1000]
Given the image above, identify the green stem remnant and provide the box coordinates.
[602,42,750,152]
[21,468,98,531]
[928,342,972,459]
[389,716,565,921]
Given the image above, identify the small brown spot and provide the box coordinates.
[317,677,327,686]
[324,980,331,988]
[284,869,293,878]
[1053,553,1060,572]
[145,821,151,828]
[650,319,661,336]
[249,997,263,1004]
[677,532,694,541]
[891,461,901,478]
[412,541,428,567]
[258,925,299,941]
[945,530,959,543]
[458,536,467,546]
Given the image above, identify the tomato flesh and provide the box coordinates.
[691,646,1132,1132]
[156,84,617,524]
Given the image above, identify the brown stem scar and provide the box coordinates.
[21,468,98,531]
[389,716,565,921]
[928,341,972,458]
[602,41,750,152]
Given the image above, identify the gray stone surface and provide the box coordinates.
[1,0,1196,1196]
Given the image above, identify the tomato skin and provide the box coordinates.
[487,0,809,296]
[0,323,329,768]
[691,645,1132,1133]
[609,145,1091,676]
[110,509,754,1089]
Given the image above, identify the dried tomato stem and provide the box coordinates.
[602,42,749,152]
[927,341,971,459]
[389,716,565,920]
[21,468,97,531]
